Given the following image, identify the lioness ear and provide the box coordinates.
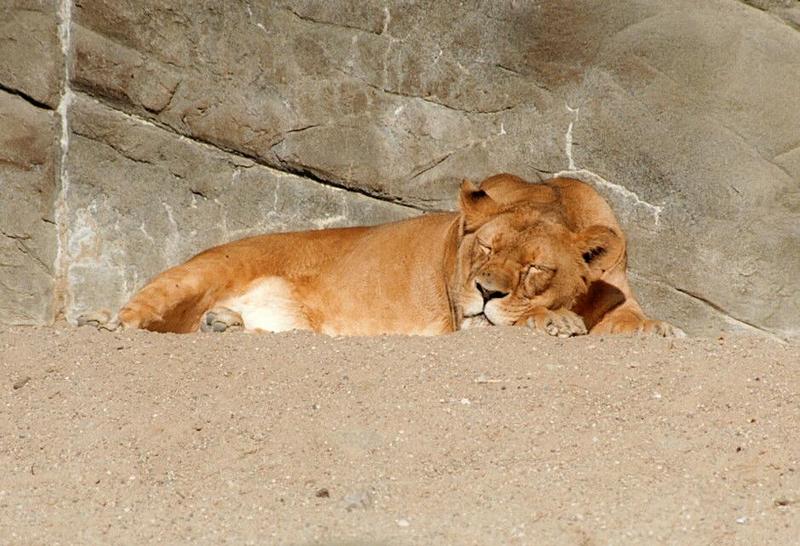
[576,225,624,279]
[459,179,502,233]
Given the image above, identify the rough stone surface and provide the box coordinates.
[0,1,63,325]
[1,0,799,339]
[0,92,58,324]
[71,1,568,209]
[560,1,800,340]
[0,1,63,108]
[743,0,800,29]
[62,95,416,320]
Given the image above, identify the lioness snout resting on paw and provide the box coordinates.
[80,174,683,337]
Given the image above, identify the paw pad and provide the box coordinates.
[201,308,244,333]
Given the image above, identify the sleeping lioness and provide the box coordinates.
[79,174,682,337]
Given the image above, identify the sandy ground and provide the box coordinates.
[1,325,799,546]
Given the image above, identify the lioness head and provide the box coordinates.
[455,181,623,328]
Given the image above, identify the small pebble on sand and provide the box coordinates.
[13,376,31,390]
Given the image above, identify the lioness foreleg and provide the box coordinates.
[116,264,221,333]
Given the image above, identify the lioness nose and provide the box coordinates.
[476,281,508,302]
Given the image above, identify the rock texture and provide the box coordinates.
[0,1,64,108]
[0,1,63,325]
[63,96,415,319]
[0,75,59,326]
[0,0,798,339]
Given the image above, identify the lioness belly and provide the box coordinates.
[218,275,448,336]
[218,276,309,332]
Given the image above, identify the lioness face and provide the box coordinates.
[455,182,622,329]
[458,217,587,326]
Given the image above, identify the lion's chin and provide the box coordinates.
[460,314,493,329]
[484,304,514,327]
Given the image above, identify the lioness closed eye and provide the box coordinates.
[79,174,683,337]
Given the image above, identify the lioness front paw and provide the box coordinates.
[201,307,244,333]
[76,310,122,331]
[518,307,588,338]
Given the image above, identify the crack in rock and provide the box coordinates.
[670,285,785,341]
[734,0,800,32]
[631,272,786,342]
[12,238,52,274]
[2,230,50,275]
[53,0,73,321]
[773,141,800,161]
[72,128,156,166]
[267,124,322,150]
[0,83,53,111]
[564,103,579,170]
[408,152,453,181]
[273,157,426,211]
[381,4,391,35]
[554,168,664,226]
[74,92,425,213]
[283,7,383,37]
[334,67,519,115]
[1,231,29,241]
[244,2,268,35]
[555,102,663,226]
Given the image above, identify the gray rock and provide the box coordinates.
[555,1,800,339]
[0,91,58,325]
[61,95,415,321]
[741,1,800,30]
[71,0,568,210]
[0,2,63,108]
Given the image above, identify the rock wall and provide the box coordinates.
[0,1,62,325]
[1,0,798,339]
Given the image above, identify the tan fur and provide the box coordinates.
[113,174,681,337]
[478,174,680,335]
